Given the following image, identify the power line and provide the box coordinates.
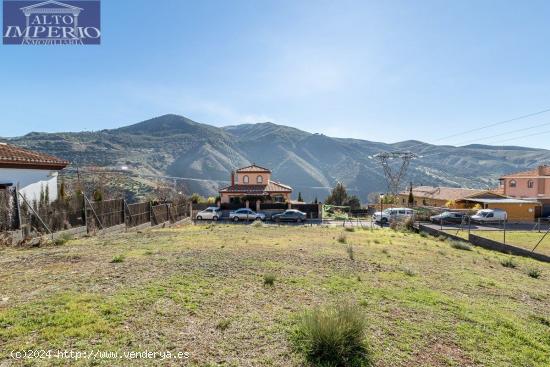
[403,106,550,152]
[453,121,550,146]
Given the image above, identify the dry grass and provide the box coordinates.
[0,225,549,366]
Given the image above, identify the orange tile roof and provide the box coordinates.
[0,143,68,170]
[235,164,271,173]
[219,180,292,194]
[500,165,550,178]
[400,186,487,201]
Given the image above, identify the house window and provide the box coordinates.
[272,195,284,203]
[528,180,534,189]
[509,180,516,188]
[257,175,263,183]
[243,175,249,184]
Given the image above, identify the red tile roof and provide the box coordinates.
[400,186,487,201]
[0,143,69,170]
[235,164,271,173]
[220,181,292,194]
[500,165,550,178]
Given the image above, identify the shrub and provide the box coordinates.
[500,258,516,269]
[252,219,264,228]
[449,240,472,251]
[403,267,415,277]
[419,232,428,238]
[337,233,347,244]
[263,273,276,286]
[292,303,371,367]
[111,255,125,263]
[528,268,541,279]
[216,319,231,331]
[345,227,355,232]
[53,233,74,246]
[346,245,355,261]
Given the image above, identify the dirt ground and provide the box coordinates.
[1,224,549,366]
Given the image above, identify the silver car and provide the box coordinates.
[229,208,266,221]
[196,207,221,221]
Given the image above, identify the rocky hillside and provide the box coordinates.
[5,114,550,201]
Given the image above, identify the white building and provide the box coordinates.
[0,143,68,204]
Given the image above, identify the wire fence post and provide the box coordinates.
[18,191,53,240]
[503,219,506,244]
[82,193,88,233]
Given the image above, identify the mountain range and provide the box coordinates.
[5,114,550,201]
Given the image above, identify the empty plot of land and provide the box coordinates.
[0,225,549,366]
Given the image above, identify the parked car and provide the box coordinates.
[470,209,507,223]
[196,207,221,221]
[372,208,415,223]
[430,211,467,224]
[271,209,307,223]
[229,208,266,221]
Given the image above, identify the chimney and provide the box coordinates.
[231,171,235,186]
[538,165,546,176]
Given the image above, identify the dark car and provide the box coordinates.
[430,211,467,224]
[272,209,307,223]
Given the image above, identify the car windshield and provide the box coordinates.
[382,209,391,214]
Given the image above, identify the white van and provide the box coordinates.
[373,207,415,223]
[470,209,507,223]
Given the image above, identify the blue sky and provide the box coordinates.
[1,0,550,148]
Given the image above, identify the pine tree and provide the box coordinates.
[408,182,414,207]
[325,182,349,206]
[297,192,303,202]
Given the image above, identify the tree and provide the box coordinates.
[58,179,67,202]
[408,183,414,207]
[297,192,303,202]
[346,195,361,210]
[313,197,318,204]
[325,182,361,209]
[325,182,349,206]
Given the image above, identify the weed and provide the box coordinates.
[382,248,389,255]
[501,258,517,269]
[528,268,542,279]
[419,232,428,238]
[263,273,276,286]
[252,220,264,228]
[111,255,125,263]
[449,240,472,251]
[292,303,371,367]
[346,245,355,261]
[373,239,381,244]
[337,233,347,244]
[216,319,231,331]
[345,227,355,232]
[403,267,415,277]
[53,233,74,246]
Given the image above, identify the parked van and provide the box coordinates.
[373,207,415,223]
[470,209,507,223]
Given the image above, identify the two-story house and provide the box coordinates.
[499,165,550,217]
[219,164,292,205]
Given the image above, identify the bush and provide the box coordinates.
[292,303,371,367]
[345,227,355,232]
[53,233,74,246]
[337,233,347,244]
[346,244,355,261]
[449,240,472,251]
[263,273,276,286]
[528,268,541,279]
[216,319,231,331]
[251,219,265,228]
[419,232,428,238]
[111,255,125,263]
[500,258,516,269]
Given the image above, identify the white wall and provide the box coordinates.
[0,168,59,203]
